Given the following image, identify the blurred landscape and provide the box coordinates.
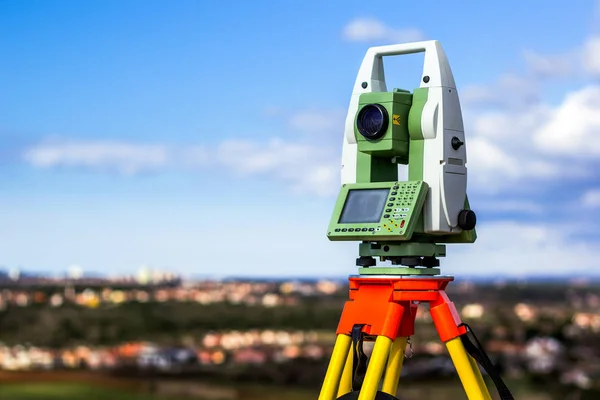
[1,268,600,399]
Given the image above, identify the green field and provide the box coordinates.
[0,379,317,400]
[0,381,529,400]
[0,383,166,400]
[0,381,462,400]
[0,378,597,400]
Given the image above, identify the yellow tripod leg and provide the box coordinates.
[337,341,354,397]
[467,352,491,400]
[357,336,392,400]
[446,337,492,400]
[319,334,353,400]
[381,337,407,396]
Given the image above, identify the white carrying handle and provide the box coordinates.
[351,40,457,96]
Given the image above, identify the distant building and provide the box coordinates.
[524,337,564,374]
[68,265,83,280]
[8,267,20,281]
[514,303,537,322]
[461,303,484,319]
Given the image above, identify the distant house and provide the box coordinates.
[14,292,30,307]
[573,312,600,332]
[561,368,593,389]
[50,293,64,307]
[302,344,325,359]
[461,303,484,319]
[60,350,78,369]
[261,293,280,307]
[138,347,197,372]
[524,337,564,374]
[28,347,53,370]
[233,348,267,365]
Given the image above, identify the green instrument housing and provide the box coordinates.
[326,42,478,277]
[327,180,428,242]
[355,89,412,162]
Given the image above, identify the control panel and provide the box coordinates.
[327,180,429,241]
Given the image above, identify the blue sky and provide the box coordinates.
[2,0,600,279]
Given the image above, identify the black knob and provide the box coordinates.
[458,209,476,230]
[451,136,464,150]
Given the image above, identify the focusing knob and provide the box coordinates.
[457,209,476,230]
[451,136,464,150]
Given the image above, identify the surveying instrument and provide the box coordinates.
[319,41,514,400]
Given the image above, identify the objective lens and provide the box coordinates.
[357,104,388,140]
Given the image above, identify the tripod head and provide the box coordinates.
[327,41,477,272]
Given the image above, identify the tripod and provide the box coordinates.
[318,274,514,400]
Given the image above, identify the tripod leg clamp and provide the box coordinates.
[459,323,514,400]
[351,324,367,391]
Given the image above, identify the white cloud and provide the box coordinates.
[522,49,576,79]
[460,30,600,197]
[470,104,550,140]
[475,200,545,214]
[461,74,540,109]
[467,137,519,175]
[533,85,600,156]
[261,106,346,142]
[505,34,600,83]
[466,135,564,194]
[461,80,600,195]
[20,104,350,197]
[23,141,170,175]
[215,138,340,197]
[446,220,600,277]
[22,137,341,197]
[287,109,346,135]
[342,17,425,43]
[583,36,600,76]
[581,189,600,208]
[521,35,600,79]
[464,107,565,194]
[180,146,212,168]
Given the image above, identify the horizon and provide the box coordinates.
[3,265,600,283]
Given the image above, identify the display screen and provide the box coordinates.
[338,188,389,224]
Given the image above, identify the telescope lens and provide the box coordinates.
[357,104,388,140]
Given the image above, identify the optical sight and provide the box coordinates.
[356,104,389,140]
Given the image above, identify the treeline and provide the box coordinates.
[0,299,343,347]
